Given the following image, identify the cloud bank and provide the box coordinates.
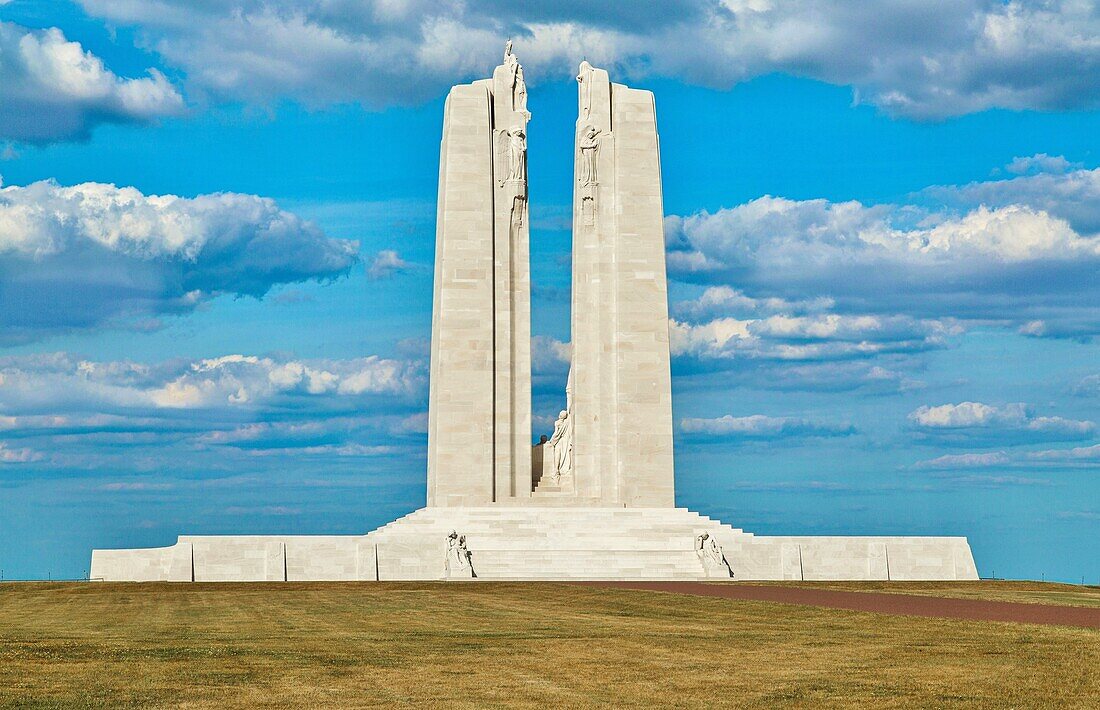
[667,164,1100,341]
[680,413,854,440]
[76,0,1100,119]
[0,351,426,472]
[908,401,1095,444]
[0,180,358,343]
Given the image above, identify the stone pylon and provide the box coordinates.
[427,44,532,506]
[567,62,676,507]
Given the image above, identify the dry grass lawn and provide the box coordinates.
[739,580,1100,608]
[0,581,1097,708]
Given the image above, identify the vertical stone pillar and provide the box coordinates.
[610,83,675,507]
[491,55,533,501]
[571,63,617,502]
[427,82,496,506]
[427,47,532,507]
[570,63,675,507]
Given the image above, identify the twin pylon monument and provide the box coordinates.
[91,46,978,582]
[429,45,674,510]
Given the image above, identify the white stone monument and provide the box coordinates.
[90,46,978,583]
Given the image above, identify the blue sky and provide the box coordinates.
[0,0,1097,582]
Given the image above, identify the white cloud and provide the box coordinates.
[1005,153,1080,176]
[1073,374,1100,397]
[1027,443,1100,462]
[0,22,183,143]
[0,352,428,476]
[76,0,1100,119]
[670,313,957,362]
[0,352,423,413]
[912,443,1100,470]
[367,249,410,279]
[0,180,358,343]
[908,401,1095,443]
[531,336,570,375]
[910,401,1025,428]
[0,442,44,463]
[667,167,1100,339]
[680,413,854,439]
[911,452,1010,470]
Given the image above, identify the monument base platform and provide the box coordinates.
[91,507,978,582]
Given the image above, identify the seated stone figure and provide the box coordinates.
[445,530,475,579]
[695,532,733,578]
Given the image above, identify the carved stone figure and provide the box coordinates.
[515,66,529,118]
[496,129,527,186]
[445,530,475,578]
[695,532,733,578]
[577,60,593,119]
[509,129,526,182]
[502,41,530,119]
[546,410,572,484]
[578,124,600,186]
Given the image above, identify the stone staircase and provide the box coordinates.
[361,506,752,580]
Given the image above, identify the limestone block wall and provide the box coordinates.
[571,64,675,507]
[90,509,978,582]
[428,56,533,507]
[610,84,675,508]
[427,82,496,507]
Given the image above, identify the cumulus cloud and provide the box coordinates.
[76,0,1100,119]
[0,180,358,343]
[0,351,427,476]
[367,249,410,280]
[531,336,570,375]
[670,313,958,362]
[0,352,422,413]
[908,401,1095,444]
[1005,153,1081,176]
[0,22,183,143]
[667,166,1100,340]
[680,414,854,439]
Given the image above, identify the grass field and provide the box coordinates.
[740,580,1100,608]
[1,581,1097,708]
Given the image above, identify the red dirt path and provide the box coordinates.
[581,581,1100,629]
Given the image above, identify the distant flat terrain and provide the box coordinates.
[1,582,1097,708]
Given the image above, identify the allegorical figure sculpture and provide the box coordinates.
[546,409,573,484]
[496,128,526,186]
[578,124,600,186]
[577,60,593,119]
[503,40,530,120]
[445,530,475,578]
[696,532,733,578]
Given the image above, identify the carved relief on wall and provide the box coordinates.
[495,128,527,187]
[578,124,601,187]
[581,193,596,227]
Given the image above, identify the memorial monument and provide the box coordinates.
[91,46,978,582]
